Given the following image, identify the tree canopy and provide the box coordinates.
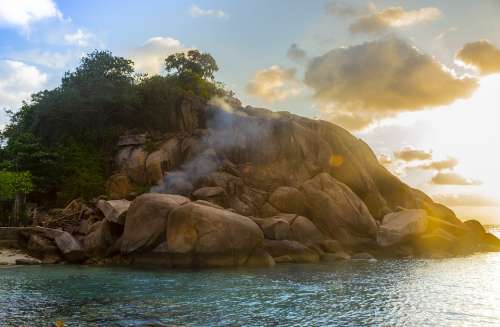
[0,49,227,206]
[165,50,219,80]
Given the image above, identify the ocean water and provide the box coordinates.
[1,228,499,327]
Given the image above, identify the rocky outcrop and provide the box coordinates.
[105,174,133,200]
[97,199,130,225]
[54,232,86,263]
[377,209,429,247]
[300,173,378,247]
[167,201,269,267]
[7,96,499,268]
[268,187,306,215]
[263,240,320,263]
[121,193,190,254]
[83,220,122,257]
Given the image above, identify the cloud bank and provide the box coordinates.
[304,37,478,130]
[131,37,191,74]
[64,29,95,47]
[431,172,481,186]
[0,0,62,30]
[394,147,432,162]
[0,60,47,110]
[349,6,441,34]
[417,158,458,171]
[456,40,500,75]
[246,65,301,102]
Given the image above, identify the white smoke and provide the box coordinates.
[151,97,273,195]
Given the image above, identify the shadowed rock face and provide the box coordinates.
[118,98,455,222]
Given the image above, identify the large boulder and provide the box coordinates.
[268,186,306,215]
[263,240,320,263]
[377,209,429,247]
[192,186,227,207]
[97,199,130,225]
[416,228,458,257]
[251,217,291,240]
[300,172,378,246]
[54,232,86,263]
[116,147,148,184]
[482,233,500,252]
[252,214,326,244]
[105,174,133,200]
[282,215,326,244]
[167,201,267,267]
[121,193,190,254]
[83,220,122,257]
[26,234,61,264]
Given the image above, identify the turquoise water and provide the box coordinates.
[1,228,499,326]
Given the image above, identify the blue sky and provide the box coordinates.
[2,0,500,222]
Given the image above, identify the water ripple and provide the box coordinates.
[1,253,500,326]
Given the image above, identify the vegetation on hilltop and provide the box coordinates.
[0,49,227,223]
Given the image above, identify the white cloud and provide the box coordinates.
[190,5,227,18]
[246,65,301,102]
[0,60,47,111]
[64,29,95,47]
[0,0,62,30]
[9,49,80,69]
[349,6,441,34]
[131,36,191,74]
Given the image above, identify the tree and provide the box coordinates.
[0,171,33,226]
[165,50,219,80]
[0,171,33,200]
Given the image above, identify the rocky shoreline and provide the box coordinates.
[2,99,499,268]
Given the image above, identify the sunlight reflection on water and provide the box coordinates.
[0,227,499,326]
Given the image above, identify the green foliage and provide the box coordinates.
[0,132,59,199]
[0,49,227,205]
[55,142,105,206]
[0,171,33,200]
[165,50,218,80]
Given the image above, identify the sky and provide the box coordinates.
[1,0,500,223]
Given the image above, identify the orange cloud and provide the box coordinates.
[304,38,478,130]
[349,6,441,34]
[431,172,481,186]
[394,147,432,162]
[417,158,458,171]
[246,65,301,102]
[456,40,500,75]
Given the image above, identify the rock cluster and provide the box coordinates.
[3,97,499,267]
